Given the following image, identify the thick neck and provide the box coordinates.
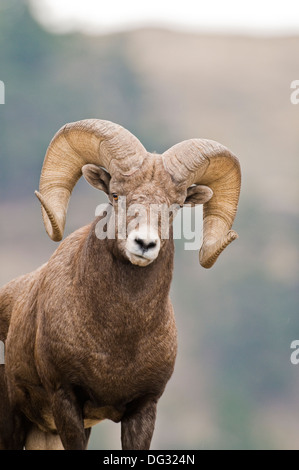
[77,221,175,317]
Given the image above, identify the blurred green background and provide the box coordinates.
[0,0,299,450]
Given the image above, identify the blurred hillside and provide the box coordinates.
[0,0,299,449]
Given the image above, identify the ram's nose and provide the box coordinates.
[125,225,161,266]
[134,237,158,252]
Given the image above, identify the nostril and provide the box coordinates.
[135,238,157,251]
[147,241,157,249]
[135,238,145,249]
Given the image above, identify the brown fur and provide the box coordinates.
[0,155,213,449]
[1,156,198,450]
[1,221,177,449]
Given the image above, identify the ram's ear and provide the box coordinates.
[184,185,213,206]
[82,164,111,195]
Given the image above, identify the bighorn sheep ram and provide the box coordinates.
[0,119,241,450]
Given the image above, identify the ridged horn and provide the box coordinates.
[162,139,241,268]
[35,119,146,241]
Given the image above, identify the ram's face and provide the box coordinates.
[110,169,181,267]
[84,156,213,267]
[85,157,182,266]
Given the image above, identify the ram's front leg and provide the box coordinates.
[121,397,157,450]
[52,388,90,450]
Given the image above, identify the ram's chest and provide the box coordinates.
[39,336,176,433]
[82,328,177,403]
[38,312,177,404]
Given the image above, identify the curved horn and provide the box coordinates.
[162,139,241,268]
[35,119,146,241]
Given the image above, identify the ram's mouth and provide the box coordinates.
[125,251,156,267]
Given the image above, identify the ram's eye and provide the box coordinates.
[112,193,118,201]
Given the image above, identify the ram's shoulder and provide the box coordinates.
[0,264,47,339]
